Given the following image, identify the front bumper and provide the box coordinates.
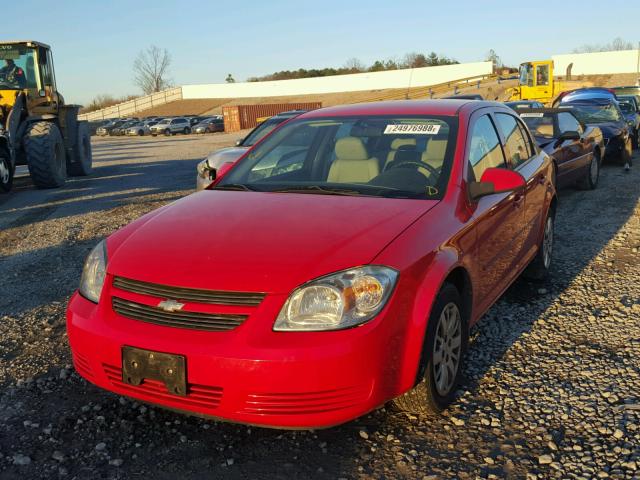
[67,291,402,428]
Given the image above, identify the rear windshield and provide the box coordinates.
[217,115,458,200]
[520,113,555,138]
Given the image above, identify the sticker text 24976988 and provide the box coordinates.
[384,124,441,135]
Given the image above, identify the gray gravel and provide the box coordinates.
[0,136,638,479]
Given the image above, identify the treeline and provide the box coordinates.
[247,52,459,82]
[81,94,139,114]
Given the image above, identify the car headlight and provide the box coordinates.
[274,266,398,331]
[79,240,107,303]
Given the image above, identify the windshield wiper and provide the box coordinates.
[213,183,261,192]
[271,185,363,196]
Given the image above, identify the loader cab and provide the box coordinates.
[0,41,60,115]
[517,60,554,102]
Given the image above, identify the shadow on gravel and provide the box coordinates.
[0,157,201,230]
[456,162,640,413]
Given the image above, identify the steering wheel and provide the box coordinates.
[388,160,440,178]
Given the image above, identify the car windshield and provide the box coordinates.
[241,116,291,146]
[216,115,457,200]
[563,103,622,123]
[0,44,36,89]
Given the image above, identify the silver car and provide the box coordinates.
[125,121,156,136]
[150,117,191,136]
[196,110,306,190]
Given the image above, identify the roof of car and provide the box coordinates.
[298,100,503,119]
[517,108,578,115]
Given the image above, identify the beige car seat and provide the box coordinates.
[328,137,379,183]
[535,124,554,138]
[421,139,447,170]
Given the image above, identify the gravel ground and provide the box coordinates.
[0,135,638,480]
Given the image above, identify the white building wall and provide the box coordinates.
[181,62,493,99]
[552,49,640,76]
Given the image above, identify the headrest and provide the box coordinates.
[535,124,554,137]
[335,137,369,160]
[395,149,421,164]
[390,138,417,150]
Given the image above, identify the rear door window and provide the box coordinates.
[495,113,532,168]
[558,112,582,134]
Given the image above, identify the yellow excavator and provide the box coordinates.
[0,40,92,192]
[508,60,565,105]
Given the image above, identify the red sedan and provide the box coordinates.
[67,100,556,428]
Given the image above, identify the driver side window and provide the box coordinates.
[467,115,506,182]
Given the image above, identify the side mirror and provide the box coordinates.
[468,167,526,201]
[235,139,242,146]
[557,130,581,142]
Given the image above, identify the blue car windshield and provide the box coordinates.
[563,104,622,123]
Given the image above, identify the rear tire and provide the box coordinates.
[0,150,14,193]
[24,121,67,188]
[183,127,191,134]
[578,150,599,190]
[524,210,554,280]
[392,283,468,415]
[164,129,171,136]
[138,129,144,136]
[68,122,93,176]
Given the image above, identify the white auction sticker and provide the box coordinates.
[519,113,544,118]
[384,124,441,135]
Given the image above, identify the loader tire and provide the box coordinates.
[0,150,14,193]
[24,121,67,188]
[68,122,93,176]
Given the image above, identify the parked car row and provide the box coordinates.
[93,115,225,137]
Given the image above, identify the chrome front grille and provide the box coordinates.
[112,297,247,332]
[113,276,265,306]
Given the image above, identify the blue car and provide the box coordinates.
[559,98,632,167]
[617,96,640,148]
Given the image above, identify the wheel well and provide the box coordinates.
[413,266,473,386]
[549,195,558,217]
[444,267,472,322]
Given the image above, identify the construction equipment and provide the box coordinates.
[508,60,564,105]
[0,40,92,192]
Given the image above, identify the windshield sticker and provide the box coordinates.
[519,113,544,118]
[384,124,441,135]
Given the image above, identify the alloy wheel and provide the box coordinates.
[0,157,9,185]
[432,302,462,396]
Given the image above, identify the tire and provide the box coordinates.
[621,138,633,166]
[392,283,468,415]
[68,122,93,176]
[164,129,171,136]
[138,129,144,136]
[577,150,599,190]
[632,129,639,150]
[0,150,14,193]
[183,127,191,135]
[524,210,554,280]
[24,121,67,188]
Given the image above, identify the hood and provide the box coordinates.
[107,191,437,294]
[204,146,249,170]
[589,121,624,139]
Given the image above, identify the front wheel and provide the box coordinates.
[24,121,67,188]
[524,211,554,280]
[392,283,467,415]
[578,150,599,190]
[183,127,191,135]
[164,129,171,136]
[68,122,93,176]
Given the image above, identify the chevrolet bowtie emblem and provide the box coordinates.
[157,299,185,312]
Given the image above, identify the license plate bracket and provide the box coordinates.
[121,346,187,396]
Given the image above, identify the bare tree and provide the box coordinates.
[133,45,172,94]
[343,57,365,72]
[403,52,428,68]
[485,49,502,69]
[573,37,634,53]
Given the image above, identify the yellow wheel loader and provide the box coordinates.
[507,60,564,105]
[0,40,92,193]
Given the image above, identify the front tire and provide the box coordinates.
[164,129,171,136]
[392,283,467,415]
[24,121,67,188]
[68,122,93,176]
[578,150,599,190]
[183,127,191,135]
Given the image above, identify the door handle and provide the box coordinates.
[511,192,524,207]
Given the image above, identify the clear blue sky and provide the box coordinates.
[4,0,639,104]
